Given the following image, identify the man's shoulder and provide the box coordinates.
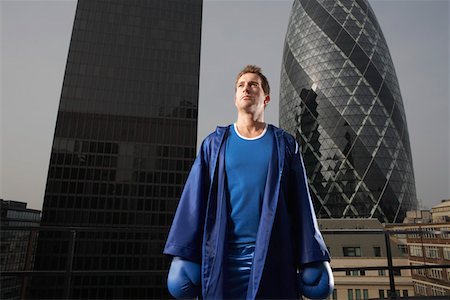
[269,125,296,143]
[198,125,231,155]
[203,125,230,142]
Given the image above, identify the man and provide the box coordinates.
[164,65,333,299]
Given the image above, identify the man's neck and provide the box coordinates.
[235,114,266,138]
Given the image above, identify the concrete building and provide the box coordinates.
[0,199,41,300]
[386,199,450,297]
[319,218,414,299]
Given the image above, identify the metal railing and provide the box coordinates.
[320,228,450,299]
[1,226,449,299]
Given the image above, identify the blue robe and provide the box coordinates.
[164,125,330,299]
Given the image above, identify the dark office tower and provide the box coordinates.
[30,0,202,299]
[279,0,418,223]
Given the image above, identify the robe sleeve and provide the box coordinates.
[289,138,330,266]
[163,139,210,263]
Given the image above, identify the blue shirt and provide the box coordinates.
[225,123,274,243]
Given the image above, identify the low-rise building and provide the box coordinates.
[319,218,414,299]
[386,199,450,297]
[0,199,41,300]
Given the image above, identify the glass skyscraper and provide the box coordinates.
[30,0,202,298]
[279,0,418,223]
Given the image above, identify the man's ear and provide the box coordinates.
[264,95,271,106]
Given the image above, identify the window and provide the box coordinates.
[373,246,381,257]
[442,227,450,239]
[402,290,408,297]
[443,247,450,260]
[412,264,426,276]
[355,289,361,300]
[414,283,427,295]
[424,246,440,258]
[397,244,408,254]
[378,269,386,276]
[346,270,365,276]
[348,289,354,300]
[424,227,437,238]
[332,289,337,300]
[378,289,385,299]
[343,247,361,257]
[410,245,423,257]
[428,268,443,279]
[363,289,368,300]
[431,286,446,296]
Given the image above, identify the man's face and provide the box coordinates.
[234,73,270,114]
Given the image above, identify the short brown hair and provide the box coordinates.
[235,65,270,96]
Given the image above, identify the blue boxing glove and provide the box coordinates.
[298,261,334,299]
[167,257,201,299]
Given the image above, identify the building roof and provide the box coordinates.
[431,199,450,210]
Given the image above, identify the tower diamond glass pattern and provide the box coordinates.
[279,0,418,222]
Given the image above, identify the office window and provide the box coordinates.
[442,227,450,239]
[378,289,385,299]
[355,289,361,300]
[373,246,381,257]
[424,227,437,238]
[348,289,354,300]
[343,247,361,257]
[332,289,337,300]
[410,245,423,257]
[397,244,408,254]
[431,286,446,296]
[346,270,365,276]
[425,246,439,258]
[378,269,386,276]
[428,268,443,279]
[363,289,369,300]
[412,264,426,276]
[414,283,427,295]
[443,247,450,260]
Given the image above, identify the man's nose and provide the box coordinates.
[243,83,250,92]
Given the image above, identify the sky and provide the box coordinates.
[1,0,449,211]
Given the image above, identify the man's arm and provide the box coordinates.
[163,139,210,262]
[286,136,333,298]
[288,137,330,265]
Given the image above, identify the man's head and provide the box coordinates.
[234,65,271,116]
[235,65,270,96]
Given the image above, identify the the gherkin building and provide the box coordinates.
[279,0,418,223]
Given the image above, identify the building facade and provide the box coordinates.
[387,200,450,297]
[1,200,41,300]
[30,0,202,299]
[279,0,418,222]
[319,219,414,300]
